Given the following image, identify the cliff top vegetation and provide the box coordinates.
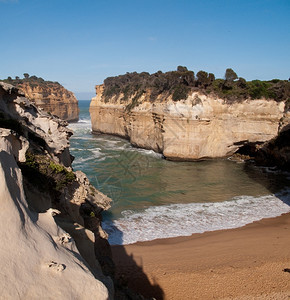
[102,67,290,108]
[0,74,61,89]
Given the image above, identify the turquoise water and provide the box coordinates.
[69,101,290,244]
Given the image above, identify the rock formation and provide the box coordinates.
[90,84,288,161]
[0,82,113,299]
[255,122,290,170]
[1,77,79,122]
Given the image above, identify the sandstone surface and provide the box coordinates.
[0,82,113,299]
[8,80,79,122]
[90,85,287,160]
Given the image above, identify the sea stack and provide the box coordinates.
[90,68,289,161]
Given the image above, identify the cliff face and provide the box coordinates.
[90,85,287,160]
[0,82,113,299]
[14,81,79,122]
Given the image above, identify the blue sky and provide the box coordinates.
[0,0,289,99]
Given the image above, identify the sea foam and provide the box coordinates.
[102,190,290,245]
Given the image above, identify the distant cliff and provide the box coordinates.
[1,75,79,122]
[0,82,113,299]
[90,68,289,161]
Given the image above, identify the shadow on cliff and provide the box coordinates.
[104,212,165,300]
[243,161,290,207]
[241,124,290,207]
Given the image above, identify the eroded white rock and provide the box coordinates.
[0,150,110,300]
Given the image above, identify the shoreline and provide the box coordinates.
[90,130,253,163]
[112,212,290,299]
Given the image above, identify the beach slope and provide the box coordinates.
[112,213,290,299]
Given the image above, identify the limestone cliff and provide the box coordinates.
[0,82,113,299]
[1,77,79,122]
[90,84,287,161]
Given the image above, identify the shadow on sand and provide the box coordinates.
[103,213,164,300]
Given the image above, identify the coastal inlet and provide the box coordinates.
[69,101,290,245]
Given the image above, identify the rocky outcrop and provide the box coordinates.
[90,85,287,160]
[0,82,113,299]
[255,121,290,170]
[5,79,79,122]
[0,82,73,166]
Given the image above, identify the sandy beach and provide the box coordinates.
[112,213,290,299]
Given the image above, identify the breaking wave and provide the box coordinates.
[103,190,290,245]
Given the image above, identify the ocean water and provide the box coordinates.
[69,100,290,245]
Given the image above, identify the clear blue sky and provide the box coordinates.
[0,0,289,99]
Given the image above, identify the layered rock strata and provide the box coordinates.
[90,85,287,160]
[15,81,79,122]
[0,82,113,299]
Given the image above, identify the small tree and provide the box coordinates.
[196,70,209,86]
[177,66,188,72]
[237,77,247,88]
[182,70,195,86]
[208,73,215,84]
[23,73,30,79]
[172,85,189,101]
[225,68,238,81]
[30,75,38,81]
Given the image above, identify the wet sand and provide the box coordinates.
[112,213,290,299]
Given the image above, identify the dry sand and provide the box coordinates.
[112,213,290,299]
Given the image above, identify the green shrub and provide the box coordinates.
[172,85,190,101]
[49,162,65,173]
[25,152,38,169]
[247,80,271,99]
[20,153,76,193]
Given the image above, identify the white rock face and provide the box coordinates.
[90,86,286,160]
[0,82,113,299]
[0,149,109,300]
[0,128,29,162]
